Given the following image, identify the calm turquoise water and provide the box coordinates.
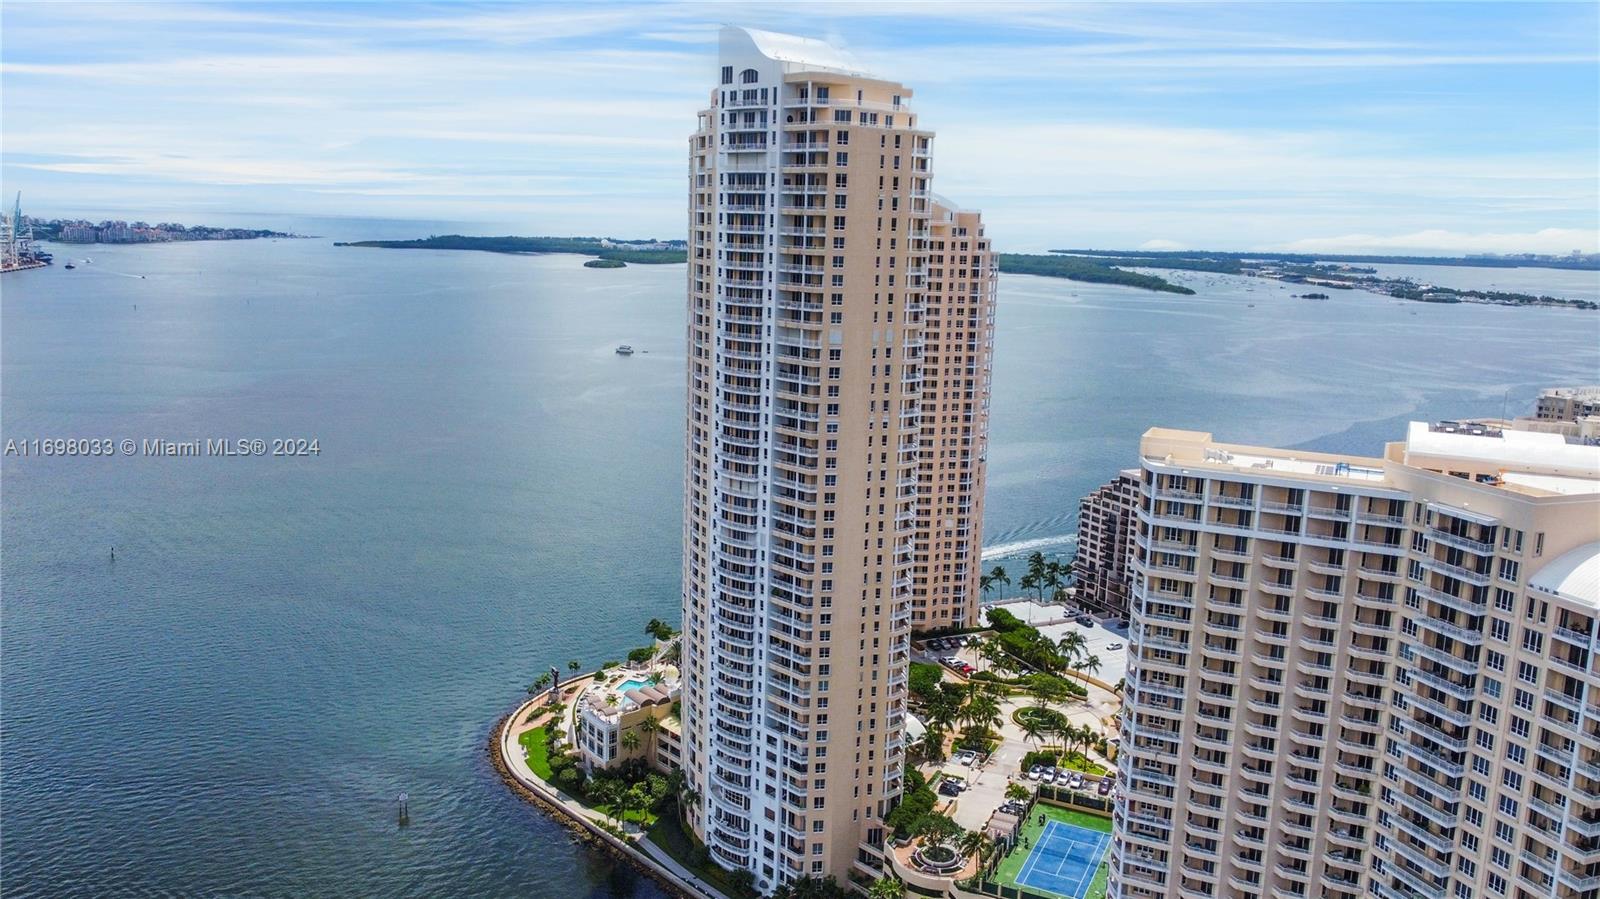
[4,230,1597,897]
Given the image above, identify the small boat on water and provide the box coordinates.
[63,262,76,270]
[615,345,635,355]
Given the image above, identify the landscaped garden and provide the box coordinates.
[646,810,758,898]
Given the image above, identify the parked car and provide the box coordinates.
[1107,642,1124,651]
[1076,615,1093,626]
[938,779,962,797]
[1027,764,1044,781]
[943,656,962,666]
[1115,618,1130,629]
[1069,773,1086,789]
[1097,778,1113,795]
[956,749,978,766]
[1043,767,1060,784]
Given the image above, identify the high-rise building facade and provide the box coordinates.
[680,27,995,890]
[911,203,997,631]
[1073,468,1141,618]
[1111,422,1600,899]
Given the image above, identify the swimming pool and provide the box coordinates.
[615,678,650,694]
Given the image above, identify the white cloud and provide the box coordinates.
[1139,239,1187,251]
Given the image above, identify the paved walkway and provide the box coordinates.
[497,691,731,899]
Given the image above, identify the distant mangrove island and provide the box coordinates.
[332,235,1595,307]
[1054,248,1600,271]
[996,254,1196,293]
[335,235,687,264]
[1043,249,1597,310]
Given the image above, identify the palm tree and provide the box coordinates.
[1042,562,1065,604]
[568,659,582,674]
[964,693,1003,735]
[1019,713,1046,747]
[1005,782,1030,801]
[987,565,1010,600]
[591,778,622,824]
[958,829,989,862]
[527,672,553,695]
[621,730,642,753]
[637,718,660,754]
[978,638,1009,674]
[979,573,994,600]
[917,725,947,763]
[866,877,906,899]
[1044,718,1069,753]
[1025,551,1050,601]
[1056,631,1087,671]
[1018,572,1039,603]
[1078,653,1102,685]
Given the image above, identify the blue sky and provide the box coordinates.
[3,1,1596,254]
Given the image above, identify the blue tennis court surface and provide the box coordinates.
[1014,820,1112,898]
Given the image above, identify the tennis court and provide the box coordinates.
[1014,819,1112,898]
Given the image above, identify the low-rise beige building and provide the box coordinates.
[577,670,682,774]
[1535,386,1600,423]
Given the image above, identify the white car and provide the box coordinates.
[1107,642,1124,651]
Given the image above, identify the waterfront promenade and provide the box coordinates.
[493,682,731,899]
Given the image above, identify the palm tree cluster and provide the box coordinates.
[978,565,1010,600]
[913,679,1010,762]
[769,874,855,899]
[1016,551,1070,604]
[1053,630,1103,685]
[1017,708,1102,762]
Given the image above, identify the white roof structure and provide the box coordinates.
[722,25,873,78]
[1404,420,1600,480]
[1530,542,1600,608]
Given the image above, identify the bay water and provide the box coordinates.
[3,229,1596,896]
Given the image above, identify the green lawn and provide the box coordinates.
[1057,751,1108,775]
[519,725,553,779]
[645,810,751,898]
[992,803,1113,899]
[518,724,659,826]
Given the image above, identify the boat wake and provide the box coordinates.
[980,533,1077,560]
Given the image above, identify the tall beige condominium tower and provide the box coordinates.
[680,27,996,891]
[912,202,997,631]
[1111,421,1600,899]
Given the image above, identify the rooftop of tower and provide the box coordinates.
[1530,541,1600,608]
[1403,420,1600,492]
[720,25,876,79]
